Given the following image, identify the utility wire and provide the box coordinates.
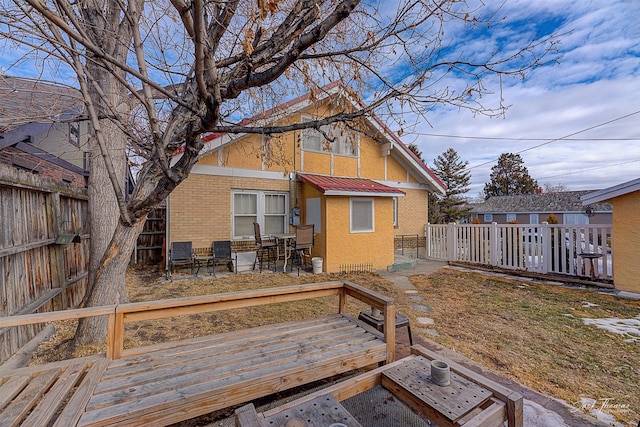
[537,158,640,180]
[468,109,640,170]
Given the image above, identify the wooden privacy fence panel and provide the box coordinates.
[426,222,613,281]
[0,165,89,363]
[133,205,165,265]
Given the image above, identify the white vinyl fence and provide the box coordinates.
[426,222,613,280]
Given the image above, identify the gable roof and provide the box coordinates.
[187,82,446,194]
[0,75,83,134]
[580,177,640,205]
[297,173,405,197]
[470,191,612,214]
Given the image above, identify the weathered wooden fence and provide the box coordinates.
[133,205,165,265]
[0,165,89,363]
[426,222,613,280]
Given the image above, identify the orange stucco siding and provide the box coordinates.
[359,136,385,179]
[301,150,332,175]
[386,156,407,181]
[333,155,358,177]
[221,136,264,169]
[323,197,395,272]
[612,192,640,292]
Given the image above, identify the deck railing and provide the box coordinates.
[426,222,613,280]
[0,280,396,362]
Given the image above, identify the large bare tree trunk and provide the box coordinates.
[76,220,145,345]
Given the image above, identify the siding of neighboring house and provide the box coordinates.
[468,191,612,225]
[0,146,86,188]
[611,191,640,292]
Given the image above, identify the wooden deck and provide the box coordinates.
[236,345,524,427]
[0,281,394,426]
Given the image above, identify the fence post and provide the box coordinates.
[490,222,499,266]
[447,223,456,261]
[541,222,551,274]
[425,223,431,259]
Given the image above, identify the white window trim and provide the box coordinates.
[350,198,374,233]
[301,114,359,157]
[483,214,493,222]
[231,190,289,239]
[506,213,517,223]
[392,197,398,228]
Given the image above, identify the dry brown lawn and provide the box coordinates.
[31,265,640,424]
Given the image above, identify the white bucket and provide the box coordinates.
[311,257,323,274]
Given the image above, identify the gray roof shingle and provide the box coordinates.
[469,191,612,213]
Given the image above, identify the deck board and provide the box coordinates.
[0,313,386,427]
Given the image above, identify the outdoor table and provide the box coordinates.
[579,253,602,278]
[273,232,296,271]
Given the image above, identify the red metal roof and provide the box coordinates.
[297,173,404,196]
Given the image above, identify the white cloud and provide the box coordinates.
[409,1,640,196]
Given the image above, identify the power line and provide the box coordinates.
[423,134,639,142]
[468,109,640,170]
[537,158,640,180]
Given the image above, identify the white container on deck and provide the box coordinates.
[312,257,323,274]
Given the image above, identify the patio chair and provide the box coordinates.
[167,241,194,279]
[252,222,277,272]
[290,224,314,275]
[211,240,237,276]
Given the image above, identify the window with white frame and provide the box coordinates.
[392,197,398,228]
[483,214,493,222]
[530,213,539,224]
[350,198,374,233]
[232,191,288,238]
[564,213,589,225]
[506,213,517,223]
[301,115,358,156]
[69,122,80,146]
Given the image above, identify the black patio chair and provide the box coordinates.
[290,224,314,275]
[253,222,277,272]
[167,241,194,279]
[211,240,237,276]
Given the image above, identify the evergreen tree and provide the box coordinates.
[432,148,472,223]
[484,153,538,198]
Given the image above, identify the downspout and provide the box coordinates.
[165,195,170,275]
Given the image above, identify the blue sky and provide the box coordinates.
[2,1,638,198]
[405,0,640,197]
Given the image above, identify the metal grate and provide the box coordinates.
[339,263,374,273]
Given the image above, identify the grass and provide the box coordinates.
[30,265,640,424]
[408,270,640,425]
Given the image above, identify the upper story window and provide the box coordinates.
[301,115,358,157]
[69,122,80,146]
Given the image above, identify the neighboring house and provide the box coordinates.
[466,191,612,225]
[581,178,640,293]
[168,83,446,272]
[0,75,88,187]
